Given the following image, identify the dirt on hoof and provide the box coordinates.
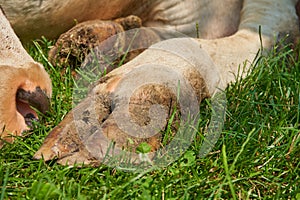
[33,81,182,166]
[48,15,159,75]
[114,15,142,31]
[48,19,124,67]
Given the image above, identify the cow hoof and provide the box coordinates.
[48,15,143,68]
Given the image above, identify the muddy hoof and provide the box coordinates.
[48,15,143,68]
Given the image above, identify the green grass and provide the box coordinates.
[0,37,299,199]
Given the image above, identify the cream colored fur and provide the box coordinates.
[195,0,299,89]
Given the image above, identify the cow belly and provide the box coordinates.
[1,0,139,41]
[1,0,242,42]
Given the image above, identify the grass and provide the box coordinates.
[0,37,299,199]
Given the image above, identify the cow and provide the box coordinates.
[0,0,299,166]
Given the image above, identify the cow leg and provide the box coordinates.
[34,0,299,166]
[195,0,299,86]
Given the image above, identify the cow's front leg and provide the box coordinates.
[34,0,299,167]
[34,38,221,166]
